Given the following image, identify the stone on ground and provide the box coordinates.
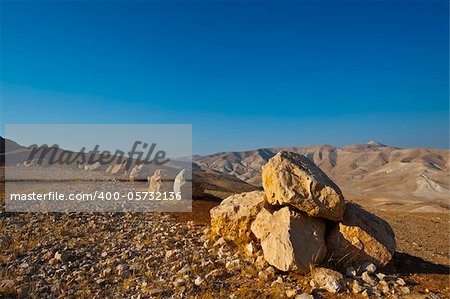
[129,164,144,180]
[174,169,205,199]
[84,162,101,171]
[174,169,190,197]
[251,206,326,272]
[109,161,127,174]
[210,191,266,244]
[147,169,171,193]
[310,267,344,293]
[326,203,396,267]
[261,151,345,221]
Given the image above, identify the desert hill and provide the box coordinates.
[193,141,450,212]
[2,136,448,211]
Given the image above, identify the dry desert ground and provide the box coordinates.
[0,165,449,299]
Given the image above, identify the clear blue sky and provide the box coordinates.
[1,0,448,154]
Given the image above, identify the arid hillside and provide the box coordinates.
[193,141,450,212]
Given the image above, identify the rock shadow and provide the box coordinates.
[385,252,450,275]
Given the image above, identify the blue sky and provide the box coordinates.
[1,0,448,154]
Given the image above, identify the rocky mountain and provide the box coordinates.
[193,142,450,212]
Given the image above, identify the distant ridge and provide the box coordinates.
[2,136,449,212]
[0,136,257,194]
[193,142,450,212]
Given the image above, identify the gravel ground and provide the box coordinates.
[1,168,449,298]
[1,207,449,298]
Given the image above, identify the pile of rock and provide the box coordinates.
[210,151,396,283]
[309,262,413,296]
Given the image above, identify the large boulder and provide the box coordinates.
[210,191,266,244]
[326,203,396,267]
[262,151,345,221]
[251,206,327,272]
